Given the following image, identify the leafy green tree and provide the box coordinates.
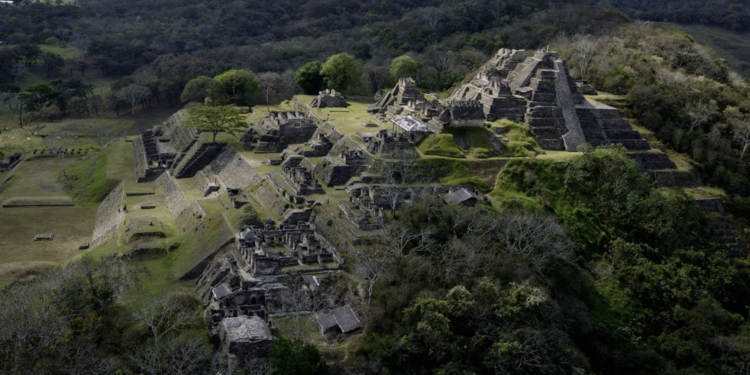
[13,43,41,65]
[320,53,361,92]
[208,69,259,106]
[389,55,422,80]
[41,52,65,77]
[187,105,245,143]
[269,338,327,375]
[294,61,324,95]
[180,76,213,104]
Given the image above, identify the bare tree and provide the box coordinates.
[363,64,391,94]
[370,149,421,219]
[87,95,104,116]
[726,106,750,160]
[257,72,282,113]
[708,336,750,375]
[382,224,435,257]
[132,293,202,346]
[43,132,76,180]
[276,275,327,339]
[0,91,15,112]
[161,334,212,375]
[687,97,717,132]
[353,244,396,305]
[11,63,28,85]
[589,36,621,81]
[417,7,444,31]
[127,342,164,375]
[116,84,152,116]
[571,34,599,81]
[497,214,575,278]
[96,126,116,146]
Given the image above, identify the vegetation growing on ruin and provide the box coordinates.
[66,151,120,204]
[1,1,750,374]
[417,133,464,158]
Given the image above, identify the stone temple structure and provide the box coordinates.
[450,48,649,152]
[367,78,486,133]
[310,89,347,108]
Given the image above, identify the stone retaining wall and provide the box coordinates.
[91,181,125,248]
[175,201,206,232]
[206,146,264,190]
[156,173,191,218]
[253,179,290,219]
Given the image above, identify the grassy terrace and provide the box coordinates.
[0,87,710,291]
[295,95,390,138]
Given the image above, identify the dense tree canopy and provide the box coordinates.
[320,53,361,92]
[180,75,212,104]
[389,55,421,80]
[294,61,324,95]
[187,105,246,143]
[207,69,259,106]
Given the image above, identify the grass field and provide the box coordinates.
[295,95,390,138]
[0,205,96,288]
[1,158,68,198]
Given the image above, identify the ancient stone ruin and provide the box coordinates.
[315,305,362,334]
[364,129,413,155]
[242,111,318,153]
[444,186,491,207]
[219,316,273,356]
[314,147,370,187]
[310,89,347,108]
[451,48,651,152]
[0,152,22,172]
[236,222,341,276]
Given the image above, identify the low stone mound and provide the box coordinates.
[310,89,347,108]
[3,196,75,207]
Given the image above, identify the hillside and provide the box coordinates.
[595,0,750,31]
[671,23,750,78]
[1,1,750,375]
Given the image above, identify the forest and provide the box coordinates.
[1,0,750,374]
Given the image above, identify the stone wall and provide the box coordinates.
[554,60,586,151]
[309,207,355,257]
[162,110,197,152]
[180,236,236,280]
[253,180,291,219]
[279,208,313,226]
[173,142,225,178]
[175,201,206,232]
[206,146,264,190]
[156,173,191,219]
[91,181,125,248]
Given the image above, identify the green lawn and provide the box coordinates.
[418,133,465,158]
[0,205,97,288]
[295,95,390,138]
[0,158,69,198]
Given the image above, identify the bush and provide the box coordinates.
[269,338,328,375]
[44,36,60,45]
